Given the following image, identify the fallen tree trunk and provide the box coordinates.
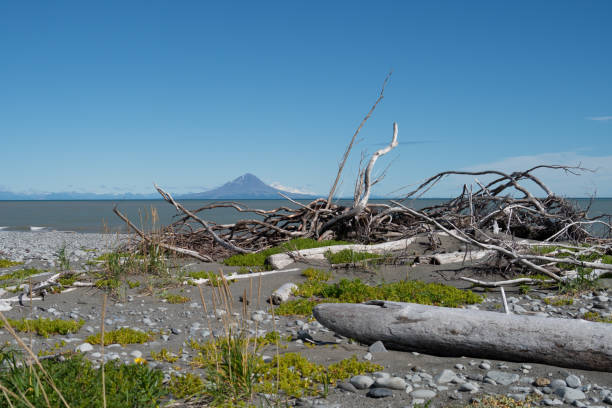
[266,237,417,269]
[313,300,612,372]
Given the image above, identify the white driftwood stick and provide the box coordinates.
[313,301,612,372]
[184,268,300,285]
[500,287,510,314]
[270,283,298,305]
[266,237,417,270]
[430,250,496,265]
[460,277,555,287]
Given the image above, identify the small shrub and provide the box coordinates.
[151,347,180,363]
[55,244,71,271]
[583,311,612,323]
[86,327,153,346]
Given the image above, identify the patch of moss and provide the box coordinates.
[127,279,140,288]
[467,394,539,407]
[0,318,84,338]
[95,277,121,290]
[0,268,42,281]
[277,272,483,316]
[163,293,190,304]
[324,249,382,264]
[86,327,153,346]
[223,238,350,268]
[0,259,23,268]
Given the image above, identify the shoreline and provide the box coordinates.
[0,230,130,264]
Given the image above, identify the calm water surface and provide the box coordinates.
[0,199,610,234]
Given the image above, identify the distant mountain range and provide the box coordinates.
[0,174,317,200]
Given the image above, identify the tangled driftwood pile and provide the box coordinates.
[113,77,612,283]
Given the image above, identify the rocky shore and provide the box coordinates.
[0,231,610,407]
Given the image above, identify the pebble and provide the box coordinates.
[337,382,358,393]
[410,389,436,399]
[535,377,551,387]
[565,374,581,388]
[551,379,567,389]
[75,343,93,353]
[434,369,456,384]
[366,388,393,398]
[374,376,407,390]
[368,340,387,353]
[350,375,374,390]
[129,350,142,358]
[485,370,519,386]
[555,387,586,401]
[458,382,478,392]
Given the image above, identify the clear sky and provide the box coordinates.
[1,1,611,198]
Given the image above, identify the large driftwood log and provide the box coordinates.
[266,237,417,269]
[313,301,612,372]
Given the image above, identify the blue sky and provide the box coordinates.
[1,1,611,197]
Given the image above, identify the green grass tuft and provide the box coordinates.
[0,268,42,281]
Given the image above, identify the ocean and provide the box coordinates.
[0,198,611,234]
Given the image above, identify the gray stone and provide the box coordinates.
[129,350,142,358]
[551,379,567,389]
[508,393,527,401]
[458,382,478,392]
[479,362,491,370]
[375,376,407,390]
[363,352,372,361]
[368,340,388,353]
[555,387,586,402]
[542,398,564,406]
[434,369,456,384]
[75,343,93,353]
[366,387,393,398]
[350,375,374,390]
[486,371,520,386]
[410,389,436,399]
[565,375,581,388]
[337,382,358,393]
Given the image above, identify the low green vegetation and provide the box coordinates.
[324,249,382,264]
[162,293,190,304]
[583,311,612,323]
[57,273,79,287]
[276,268,483,316]
[466,394,539,408]
[55,244,71,271]
[186,270,229,286]
[189,333,382,404]
[223,238,350,268]
[0,317,84,338]
[0,259,23,268]
[0,350,166,408]
[543,296,574,306]
[168,372,205,399]
[151,347,180,363]
[0,268,42,281]
[86,327,153,346]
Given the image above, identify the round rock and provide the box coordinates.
[366,388,393,398]
[350,375,374,390]
[410,389,437,399]
[75,343,94,353]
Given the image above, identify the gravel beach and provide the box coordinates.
[0,231,611,407]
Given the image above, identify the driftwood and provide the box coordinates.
[270,283,297,305]
[313,300,612,372]
[112,77,611,283]
[266,237,417,269]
